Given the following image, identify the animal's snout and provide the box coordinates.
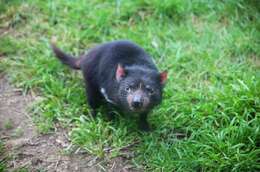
[127,90,150,112]
[131,95,143,109]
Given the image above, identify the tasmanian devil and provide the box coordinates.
[51,40,167,131]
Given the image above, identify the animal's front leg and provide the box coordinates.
[138,112,150,131]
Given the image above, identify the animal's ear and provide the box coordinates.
[116,64,125,81]
[159,71,168,85]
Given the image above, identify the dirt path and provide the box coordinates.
[0,74,136,172]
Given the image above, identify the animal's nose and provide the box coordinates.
[132,96,143,109]
[132,100,142,109]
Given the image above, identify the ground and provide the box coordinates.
[0,74,137,171]
[0,0,259,171]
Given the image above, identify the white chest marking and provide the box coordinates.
[100,88,115,104]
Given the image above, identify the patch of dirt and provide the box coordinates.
[249,55,260,69]
[0,74,139,172]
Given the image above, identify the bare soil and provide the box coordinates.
[0,74,138,172]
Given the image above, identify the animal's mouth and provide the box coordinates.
[129,106,145,113]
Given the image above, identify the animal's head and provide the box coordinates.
[116,64,167,113]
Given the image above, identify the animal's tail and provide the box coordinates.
[51,41,81,70]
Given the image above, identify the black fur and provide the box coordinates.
[51,40,166,131]
[52,44,80,70]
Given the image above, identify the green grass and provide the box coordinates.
[0,0,259,171]
[0,140,7,172]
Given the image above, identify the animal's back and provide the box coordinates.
[98,40,157,70]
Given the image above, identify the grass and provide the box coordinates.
[0,140,7,172]
[0,0,259,171]
[3,119,13,130]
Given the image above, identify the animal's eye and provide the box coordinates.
[146,87,154,95]
[125,86,131,92]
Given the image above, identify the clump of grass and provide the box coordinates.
[0,0,259,171]
[70,115,138,158]
[3,119,13,130]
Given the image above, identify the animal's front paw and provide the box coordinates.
[90,109,97,118]
[107,111,116,121]
[139,121,151,132]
